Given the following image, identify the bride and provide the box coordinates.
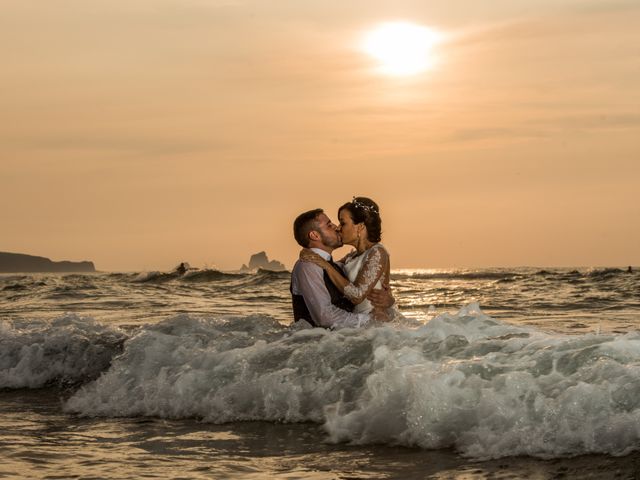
[301,197,392,323]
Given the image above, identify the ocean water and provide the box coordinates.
[1,267,640,479]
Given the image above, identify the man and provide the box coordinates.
[290,208,394,328]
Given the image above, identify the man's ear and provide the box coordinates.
[308,230,320,243]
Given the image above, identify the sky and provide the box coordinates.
[1,0,639,271]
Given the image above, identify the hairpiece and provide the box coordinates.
[352,197,379,215]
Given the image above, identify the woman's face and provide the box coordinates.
[338,208,361,247]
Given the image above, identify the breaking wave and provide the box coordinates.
[0,314,126,389]
[45,304,640,459]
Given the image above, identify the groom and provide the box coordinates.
[290,208,394,328]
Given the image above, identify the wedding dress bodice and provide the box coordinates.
[342,243,388,314]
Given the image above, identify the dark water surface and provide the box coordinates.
[4,389,640,480]
[2,267,638,330]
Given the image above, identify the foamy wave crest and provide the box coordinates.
[66,314,333,422]
[325,306,640,459]
[132,271,180,282]
[0,315,127,389]
[65,305,640,458]
[181,269,241,282]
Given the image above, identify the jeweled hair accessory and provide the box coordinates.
[352,197,379,215]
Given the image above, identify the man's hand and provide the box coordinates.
[368,283,395,309]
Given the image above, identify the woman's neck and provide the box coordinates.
[355,237,374,254]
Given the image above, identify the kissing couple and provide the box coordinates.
[290,196,397,329]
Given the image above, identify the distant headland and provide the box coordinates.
[240,251,286,272]
[0,251,96,273]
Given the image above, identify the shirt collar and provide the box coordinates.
[310,248,332,261]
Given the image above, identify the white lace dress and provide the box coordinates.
[342,243,390,318]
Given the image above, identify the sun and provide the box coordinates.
[361,21,441,77]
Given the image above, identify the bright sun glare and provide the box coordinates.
[362,22,441,77]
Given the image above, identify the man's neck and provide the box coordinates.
[309,247,332,261]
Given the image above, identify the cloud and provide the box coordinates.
[448,0,640,50]
[531,113,640,131]
[574,0,640,15]
[446,113,640,146]
[448,127,547,143]
[5,134,226,157]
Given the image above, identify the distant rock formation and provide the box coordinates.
[0,251,96,273]
[240,251,286,272]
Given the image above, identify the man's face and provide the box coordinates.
[314,213,342,249]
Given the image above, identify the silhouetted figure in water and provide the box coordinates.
[628,266,633,273]
[175,262,188,275]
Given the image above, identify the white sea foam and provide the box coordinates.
[60,304,640,458]
[0,314,126,388]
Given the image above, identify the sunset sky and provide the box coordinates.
[2,0,639,271]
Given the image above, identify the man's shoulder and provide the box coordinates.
[291,259,305,274]
[291,259,328,296]
[292,259,323,278]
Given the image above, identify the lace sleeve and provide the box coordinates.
[343,245,389,304]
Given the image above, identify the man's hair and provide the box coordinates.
[293,208,323,247]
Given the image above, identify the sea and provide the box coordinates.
[1,267,640,479]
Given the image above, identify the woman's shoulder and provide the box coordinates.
[370,243,389,255]
[365,243,389,260]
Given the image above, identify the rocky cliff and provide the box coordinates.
[0,251,96,273]
[240,251,286,272]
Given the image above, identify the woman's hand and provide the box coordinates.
[367,285,395,309]
[299,249,330,270]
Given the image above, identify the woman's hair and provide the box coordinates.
[338,197,381,242]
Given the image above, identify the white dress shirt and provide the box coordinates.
[290,248,370,329]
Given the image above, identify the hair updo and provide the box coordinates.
[338,196,382,242]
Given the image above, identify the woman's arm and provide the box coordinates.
[299,249,350,292]
[300,246,388,305]
[343,246,389,305]
[322,262,350,292]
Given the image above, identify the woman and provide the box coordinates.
[301,197,392,323]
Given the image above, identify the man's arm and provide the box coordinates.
[294,262,369,329]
